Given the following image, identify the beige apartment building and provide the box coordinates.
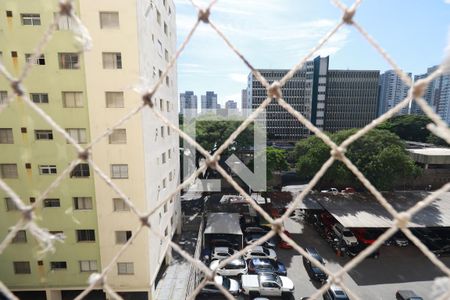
[0,1,180,299]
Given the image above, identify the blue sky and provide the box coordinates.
[175,0,450,107]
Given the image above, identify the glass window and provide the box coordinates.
[117,262,134,275]
[25,54,46,65]
[100,12,119,29]
[156,10,161,25]
[115,231,132,244]
[58,53,79,69]
[0,91,7,105]
[5,197,18,211]
[73,197,93,210]
[113,198,130,211]
[12,230,27,243]
[102,52,122,69]
[111,164,128,179]
[106,92,124,108]
[79,260,97,272]
[31,93,49,104]
[0,129,13,144]
[43,198,60,207]
[21,14,41,26]
[38,165,57,175]
[50,261,67,270]
[109,129,127,144]
[70,164,90,178]
[66,128,87,144]
[13,261,31,274]
[76,229,95,242]
[62,92,83,108]
[35,130,53,140]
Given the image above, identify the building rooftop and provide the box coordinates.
[407,147,450,164]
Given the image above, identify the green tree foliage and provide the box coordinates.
[294,129,421,191]
[378,114,448,145]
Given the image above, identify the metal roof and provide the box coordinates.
[315,191,450,228]
[204,213,243,235]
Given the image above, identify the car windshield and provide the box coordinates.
[334,290,350,299]
[222,277,230,289]
[343,230,353,237]
[227,249,234,255]
[263,248,270,255]
[261,273,281,286]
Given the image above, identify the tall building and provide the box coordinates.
[179,91,197,115]
[200,91,218,111]
[412,66,450,123]
[378,70,411,116]
[241,89,249,110]
[225,100,237,109]
[324,70,380,132]
[248,56,329,142]
[0,1,180,299]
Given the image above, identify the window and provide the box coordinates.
[111,164,128,179]
[100,12,119,29]
[159,69,162,78]
[161,126,164,138]
[102,52,122,69]
[164,49,169,62]
[55,13,72,30]
[164,226,168,237]
[168,149,171,159]
[71,164,90,178]
[58,53,79,69]
[162,178,166,189]
[163,203,167,213]
[31,93,49,104]
[0,129,13,144]
[115,231,132,244]
[164,22,168,35]
[5,198,18,211]
[165,76,169,86]
[50,261,67,270]
[157,40,163,57]
[156,10,161,25]
[117,262,134,275]
[25,54,45,65]
[79,260,97,272]
[106,92,124,108]
[73,197,93,210]
[162,153,166,164]
[160,99,163,110]
[166,100,170,112]
[167,126,170,136]
[43,198,60,207]
[0,91,7,105]
[169,171,172,181]
[0,164,18,178]
[39,165,57,175]
[62,92,83,108]
[76,229,95,242]
[109,129,127,144]
[66,128,87,143]
[21,14,41,26]
[35,130,53,140]
[13,261,31,274]
[113,198,130,211]
[12,230,27,243]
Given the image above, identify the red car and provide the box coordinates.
[341,187,356,193]
[278,230,294,249]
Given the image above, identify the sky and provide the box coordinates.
[175,0,450,108]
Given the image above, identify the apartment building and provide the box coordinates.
[179,90,197,115]
[378,70,412,116]
[0,1,179,300]
[200,91,218,112]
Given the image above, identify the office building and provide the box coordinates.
[324,70,380,132]
[179,91,197,115]
[0,1,180,299]
[225,100,237,109]
[378,70,412,116]
[241,89,249,110]
[201,91,218,111]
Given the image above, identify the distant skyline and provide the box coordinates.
[175,0,450,108]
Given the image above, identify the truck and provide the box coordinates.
[241,273,294,297]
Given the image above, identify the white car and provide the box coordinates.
[211,247,238,260]
[197,275,240,296]
[209,258,248,277]
[241,272,294,297]
[332,224,358,246]
[244,246,277,261]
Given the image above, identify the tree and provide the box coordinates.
[378,115,448,146]
[249,147,288,181]
[294,129,421,191]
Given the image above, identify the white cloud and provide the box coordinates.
[445,0,450,4]
[229,73,248,84]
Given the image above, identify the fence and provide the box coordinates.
[0,0,450,300]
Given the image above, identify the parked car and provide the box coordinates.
[247,258,287,276]
[241,272,294,297]
[302,247,328,282]
[244,246,277,261]
[395,290,423,300]
[390,232,409,247]
[196,275,240,297]
[332,224,358,246]
[245,233,277,249]
[341,187,356,193]
[278,231,294,249]
[323,284,350,300]
[211,247,239,261]
[209,258,248,277]
[321,188,339,193]
[346,242,380,259]
[210,239,239,249]
[244,226,269,234]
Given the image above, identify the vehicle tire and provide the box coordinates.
[249,291,259,298]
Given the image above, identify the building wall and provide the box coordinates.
[0,0,100,290]
[378,70,411,116]
[324,70,379,132]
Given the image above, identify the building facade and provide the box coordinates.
[200,91,218,112]
[179,91,197,115]
[324,70,380,132]
[248,56,329,142]
[378,70,411,116]
[225,100,237,109]
[0,1,180,300]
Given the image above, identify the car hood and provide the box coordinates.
[268,248,277,258]
[280,276,294,290]
[344,236,358,243]
[228,278,240,293]
[209,260,220,270]
[277,262,287,273]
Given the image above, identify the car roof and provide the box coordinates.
[213,247,230,252]
[249,245,264,251]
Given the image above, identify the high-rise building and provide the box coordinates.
[180,91,197,115]
[412,66,450,123]
[0,1,180,299]
[324,70,380,132]
[378,70,411,116]
[248,56,329,142]
[241,89,249,111]
[225,100,237,109]
[201,91,218,111]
